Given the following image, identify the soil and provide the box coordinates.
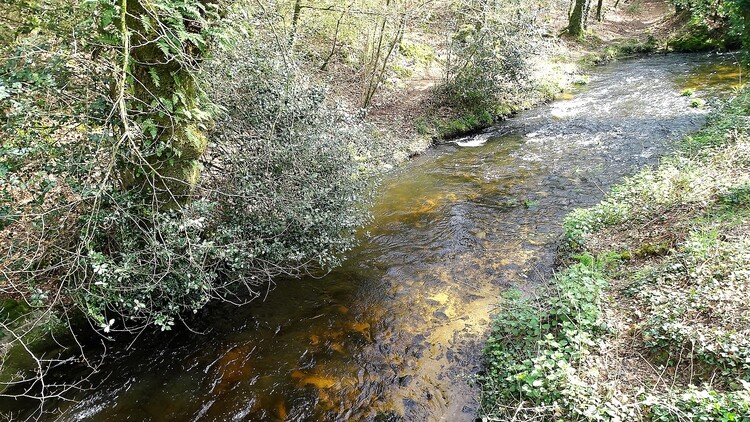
[367,61,443,142]
[595,0,682,42]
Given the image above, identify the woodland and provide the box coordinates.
[1,0,750,419]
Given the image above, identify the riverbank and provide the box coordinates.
[480,86,750,419]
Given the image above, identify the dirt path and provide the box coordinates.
[367,62,442,141]
[594,0,680,41]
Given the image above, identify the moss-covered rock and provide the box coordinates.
[0,302,70,395]
[668,22,740,52]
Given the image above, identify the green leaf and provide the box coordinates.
[148,68,160,88]
[100,7,114,28]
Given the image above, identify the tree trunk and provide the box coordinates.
[290,0,302,45]
[321,3,353,71]
[121,0,215,208]
[363,0,391,108]
[596,0,604,21]
[743,8,750,49]
[364,13,405,108]
[568,0,586,36]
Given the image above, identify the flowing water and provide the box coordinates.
[5,53,744,421]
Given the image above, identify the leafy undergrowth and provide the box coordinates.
[480,88,750,421]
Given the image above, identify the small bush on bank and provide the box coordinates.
[669,21,736,53]
[430,0,537,138]
[668,0,747,55]
[444,19,529,111]
[201,38,379,280]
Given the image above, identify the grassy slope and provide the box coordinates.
[480,89,750,420]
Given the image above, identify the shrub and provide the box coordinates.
[1,27,380,333]
[480,258,609,419]
[74,37,381,331]
[669,0,748,55]
[202,39,378,276]
[442,0,535,115]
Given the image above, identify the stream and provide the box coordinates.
[3,53,744,421]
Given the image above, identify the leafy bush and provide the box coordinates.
[669,0,749,55]
[442,0,535,115]
[1,9,380,332]
[71,36,381,331]
[202,39,378,276]
[77,200,221,331]
[481,258,609,419]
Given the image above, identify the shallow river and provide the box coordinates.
[6,53,744,421]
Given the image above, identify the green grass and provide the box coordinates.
[437,109,495,138]
[415,105,500,140]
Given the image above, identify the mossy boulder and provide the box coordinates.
[0,301,70,395]
[669,23,740,52]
